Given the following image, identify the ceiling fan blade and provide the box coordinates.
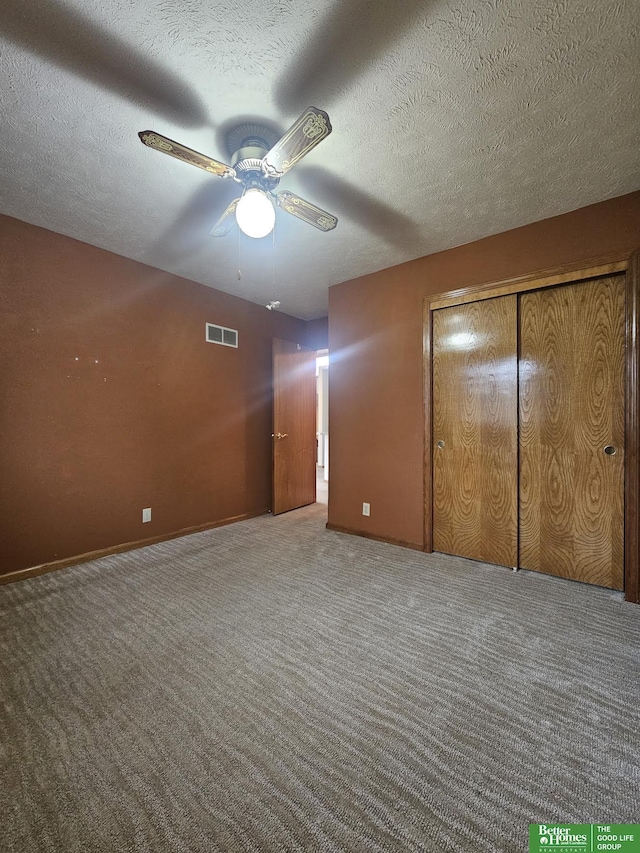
[275,191,337,232]
[209,198,240,238]
[138,131,236,179]
[149,180,241,264]
[262,107,331,178]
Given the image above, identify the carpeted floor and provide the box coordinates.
[1,503,639,852]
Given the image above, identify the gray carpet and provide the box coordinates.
[1,504,639,853]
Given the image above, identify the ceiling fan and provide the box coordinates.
[139,106,338,239]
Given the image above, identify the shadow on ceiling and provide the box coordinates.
[0,0,209,128]
[214,115,285,161]
[274,0,429,114]
[148,180,241,265]
[297,166,423,251]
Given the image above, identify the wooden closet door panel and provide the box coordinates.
[432,296,518,567]
[519,276,625,589]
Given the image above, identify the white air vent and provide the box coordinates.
[205,323,238,348]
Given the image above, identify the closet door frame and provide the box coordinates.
[423,250,640,604]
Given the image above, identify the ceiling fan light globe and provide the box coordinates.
[235,188,276,239]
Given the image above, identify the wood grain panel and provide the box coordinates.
[423,297,433,552]
[272,339,316,515]
[432,296,518,567]
[429,257,628,310]
[626,251,640,603]
[519,276,625,589]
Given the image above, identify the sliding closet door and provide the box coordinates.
[519,276,625,589]
[432,296,518,567]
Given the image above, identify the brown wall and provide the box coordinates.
[328,190,640,547]
[0,215,312,576]
[305,316,329,351]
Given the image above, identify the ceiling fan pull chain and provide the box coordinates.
[272,220,276,302]
[265,221,281,311]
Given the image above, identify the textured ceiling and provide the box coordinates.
[1,0,639,319]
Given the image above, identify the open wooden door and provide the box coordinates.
[272,338,316,514]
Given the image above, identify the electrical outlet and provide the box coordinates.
[142,507,151,523]
[362,502,370,517]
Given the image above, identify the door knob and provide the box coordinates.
[603,445,617,456]
[274,432,288,440]
[437,440,445,449]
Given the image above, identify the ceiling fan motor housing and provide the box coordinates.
[234,163,280,193]
[229,129,280,192]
